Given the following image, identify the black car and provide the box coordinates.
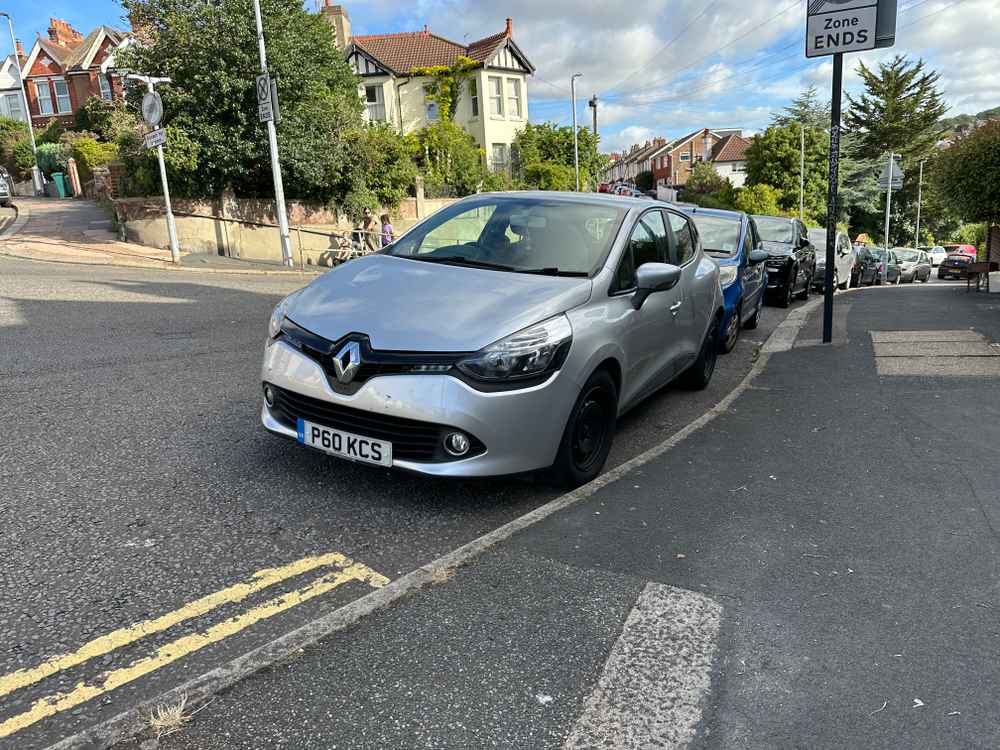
[753,215,817,308]
[853,247,881,286]
[938,253,972,280]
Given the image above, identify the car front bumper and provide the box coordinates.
[260,339,578,477]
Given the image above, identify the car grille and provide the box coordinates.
[267,384,485,463]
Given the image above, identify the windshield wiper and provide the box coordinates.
[407,255,515,272]
[516,267,590,277]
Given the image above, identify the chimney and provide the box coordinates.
[423,24,429,34]
[320,3,352,50]
[47,18,83,47]
[15,39,25,66]
[505,18,513,37]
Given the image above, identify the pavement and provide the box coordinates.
[132,275,998,750]
[0,199,320,276]
[0,253,790,749]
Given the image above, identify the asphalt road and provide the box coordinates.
[0,255,788,748]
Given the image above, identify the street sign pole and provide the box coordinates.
[128,74,179,263]
[822,52,843,345]
[252,0,293,267]
[914,159,925,247]
[570,73,581,191]
[883,152,895,257]
[799,122,806,221]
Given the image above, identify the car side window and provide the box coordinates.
[666,212,696,265]
[741,224,754,261]
[749,220,762,249]
[613,210,669,292]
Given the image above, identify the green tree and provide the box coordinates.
[0,116,28,176]
[844,55,947,162]
[409,119,485,197]
[933,120,1000,260]
[412,57,480,122]
[772,85,829,130]
[70,137,119,182]
[634,170,653,192]
[685,162,726,195]
[745,124,829,219]
[512,122,606,190]
[735,184,783,216]
[522,162,575,191]
[118,0,411,209]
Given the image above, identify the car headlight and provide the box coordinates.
[267,293,298,340]
[718,266,738,287]
[457,315,572,382]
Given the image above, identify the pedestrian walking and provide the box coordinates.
[380,214,394,248]
[361,208,380,253]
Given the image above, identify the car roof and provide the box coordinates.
[674,205,747,221]
[473,190,665,209]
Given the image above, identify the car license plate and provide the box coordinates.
[296,419,392,467]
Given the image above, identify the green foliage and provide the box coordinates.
[933,121,1000,226]
[35,142,70,175]
[480,170,517,192]
[745,124,829,219]
[685,191,735,211]
[0,116,27,144]
[37,119,67,145]
[340,124,417,217]
[953,222,986,251]
[734,184,783,216]
[939,105,1000,137]
[75,97,116,138]
[70,137,119,182]
[844,55,947,162]
[118,0,411,209]
[772,86,829,130]
[409,119,485,197]
[12,139,35,178]
[685,162,726,195]
[522,161,575,191]
[512,122,606,190]
[634,170,653,192]
[0,116,29,176]
[412,57,480,121]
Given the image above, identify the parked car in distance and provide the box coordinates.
[920,245,948,267]
[808,228,855,291]
[853,247,882,286]
[938,252,973,280]
[754,215,816,307]
[943,243,978,260]
[261,192,724,488]
[870,248,902,284]
[680,206,769,353]
[894,248,932,283]
[0,166,12,208]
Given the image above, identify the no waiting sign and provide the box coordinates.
[806,0,897,58]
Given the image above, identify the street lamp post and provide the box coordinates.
[0,12,42,195]
[571,73,582,192]
[251,0,293,267]
[799,122,805,220]
[914,159,925,248]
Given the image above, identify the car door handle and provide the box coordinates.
[670,301,683,314]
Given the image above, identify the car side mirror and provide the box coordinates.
[632,262,682,310]
[749,249,769,265]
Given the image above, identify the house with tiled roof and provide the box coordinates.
[18,19,129,128]
[0,55,28,122]
[320,3,535,172]
[710,133,751,187]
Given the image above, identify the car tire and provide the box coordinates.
[744,296,762,330]
[549,369,618,489]
[720,304,740,353]
[796,272,811,300]
[921,273,929,283]
[777,281,793,308]
[679,315,720,391]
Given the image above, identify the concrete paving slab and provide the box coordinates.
[870,330,985,343]
[875,356,1000,377]
[873,341,1000,357]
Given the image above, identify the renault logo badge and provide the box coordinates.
[331,341,361,384]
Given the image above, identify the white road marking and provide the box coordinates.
[562,583,723,750]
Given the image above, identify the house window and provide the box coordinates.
[488,76,503,116]
[35,80,54,116]
[364,84,386,122]
[732,162,746,173]
[99,74,113,101]
[470,79,478,117]
[2,93,24,120]
[491,143,509,172]
[423,86,438,121]
[53,78,71,113]
[679,152,691,162]
[506,78,521,118]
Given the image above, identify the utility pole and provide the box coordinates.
[821,52,843,345]
[0,12,42,195]
[127,74,180,263]
[252,0,294,267]
[588,93,598,135]
[799,122,806,221]
[571,74,582,191]
[883,152,896,255]
[914,159,925,247]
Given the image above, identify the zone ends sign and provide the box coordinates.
[806,0,897,58]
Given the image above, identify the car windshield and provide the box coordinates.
[754,216,795,244]
[895,249,920,262]
[386,197,628,276]
[690,215,741,256]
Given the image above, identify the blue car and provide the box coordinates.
[679,206,769,353]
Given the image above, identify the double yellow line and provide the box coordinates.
[0,551,388,738]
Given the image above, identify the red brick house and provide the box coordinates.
[18,19,129,128]
[648,128,745,187]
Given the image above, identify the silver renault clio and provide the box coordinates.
[261,192,723,487]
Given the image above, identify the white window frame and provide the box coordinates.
[491,142,509,172]
[506,77,521,119]
[488,76,503,118]
[679,152,691,162]
[52,78,71,114]
[99,74,113,101]
[469,78,478,118]
[34,80,54,116]
[2,92,24,120]
[364,84,386,122]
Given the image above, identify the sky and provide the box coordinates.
[2,0,997,154]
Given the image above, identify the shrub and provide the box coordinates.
[35,142,70,175]
[12,139,36,178]
[37,119,67,145]
[71,137,119,182]
[686,162,727,195]
[634,170,653,192]
[75,97,116,138]
[521,161,575,191]
[735,184,783,216]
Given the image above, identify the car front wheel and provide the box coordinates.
[550,369,618,489]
